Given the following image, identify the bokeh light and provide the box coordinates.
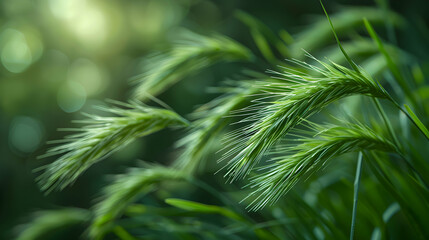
[0,29,32,73]
[57,80,87,113]
[9,116,44,154]
[67,58,108,96]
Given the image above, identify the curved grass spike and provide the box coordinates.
[174,80,261,173]
[244,122,396,211]
[89,164,188,240]
[131,30,253,100]
[37,100,189,193]
[16,208,91,240]
[222,55,390,181]
[323,1,429,142]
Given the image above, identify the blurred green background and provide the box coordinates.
[1,0,428,239]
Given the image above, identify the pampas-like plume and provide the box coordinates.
[37,101,188,193]
[245,122,396,211]
[222,56,390,181]
[132,30,252,100]
[89,164,187,239]
[15,208,90,240]
[174,81,259,173]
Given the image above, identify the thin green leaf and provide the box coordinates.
[404,104,429,140]
[165,198,244,222]
[363,18,417,106]
[320,0,360,73]
[235,11,290,61]
[350,152,363,240]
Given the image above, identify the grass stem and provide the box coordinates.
[350,152,363,240]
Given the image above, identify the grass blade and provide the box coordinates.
[404,104,429,140]
[363,18,418,107]
[320,0,360,73]
[165,198,244,222]
[350,152,363,240]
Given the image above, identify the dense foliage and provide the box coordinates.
[3,1,429,239]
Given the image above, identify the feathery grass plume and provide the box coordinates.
[15,208,90,240]
[89,164,188,239]
[245,122,396,211]
[222,55,390,181]
[174,80,261,173]
[132,30,253,100]
[37,100,188,193]
[290,7,404,58]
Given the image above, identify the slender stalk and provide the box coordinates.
[372,98,401,150]
[113,226,137,240]
[373,98,429,190]
[189,177,239,213]
[375,64,429,142]
[350,152,363,240]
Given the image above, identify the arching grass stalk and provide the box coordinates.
[222,56,390,182]
[131,30,252,100]
[322,1,429,141]
[243,122,396,211]
[37,100,188,193]
[350,152,363,240]
[90,163,257,239]
[174,80,260,173]
[89,164,188,240]
[15,208,91,240]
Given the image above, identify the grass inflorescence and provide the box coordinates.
[132,30,253,100]
[19,2,429,240]
[244,121,396,211]
[89,164,188,239]
[37,100,188,193]
[222,55,390,182]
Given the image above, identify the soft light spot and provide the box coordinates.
[71,6,107,49]
[67,59,107,96]
[0,29,32,73]
[49,0,108,50]
[57,81,87,113]
[9,116,44,154]
[48,0,83,20]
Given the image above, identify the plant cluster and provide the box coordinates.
[16,2,429,240]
